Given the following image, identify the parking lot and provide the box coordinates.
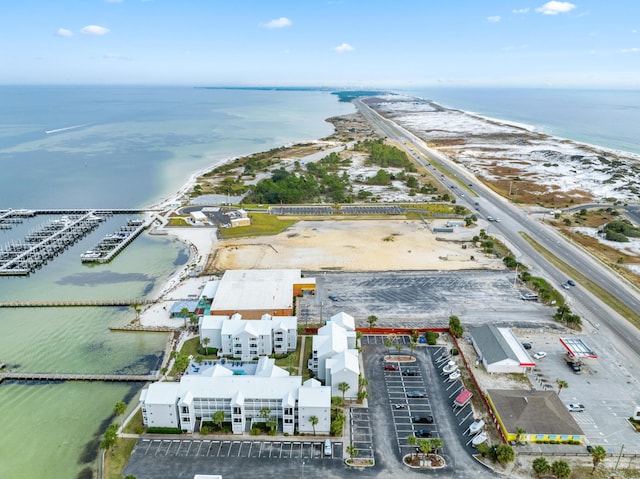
[299,271,547,328]
[133,438,344,460]
[270,206,335,215]
[518,329,640,456]
[340,205,403,215]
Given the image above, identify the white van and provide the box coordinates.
[323,439,332,456]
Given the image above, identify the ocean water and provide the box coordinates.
[0,86,354,479]
[406,88,640,156]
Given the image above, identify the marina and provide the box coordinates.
[81,217,153,264]
[0,212,105,276]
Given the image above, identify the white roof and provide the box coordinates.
[210,269,304,312]
[498,327,536,365]
[315,322,348,356]
[179,374,302,401]
[326,349,360,374]
[201,280,219,300]
[255,356,289,377]
[144,382,180,406]
[221,318,272,337]
[298,381,331,408]
[200,315,227,330]
[200,364,234,377]
[329,312,355,331]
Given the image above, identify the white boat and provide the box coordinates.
[443,361,458,374]
[469,418,485,435]
[472,431,488,447]
[448,370,461,381]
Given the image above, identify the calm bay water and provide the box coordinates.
[0,86,354,479]
[407,87,640,155]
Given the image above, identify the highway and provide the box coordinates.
[355,98,640,361]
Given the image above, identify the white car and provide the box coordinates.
[533,351,547,360]
[567,403,585,412]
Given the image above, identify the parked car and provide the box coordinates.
[586,445,594,453]
[521,342,532,350]
[415,429,432,438]
[533,351,547,360]
[328,295,339,301]
[567,279,576,286]
[494,218,501,223]
[324,439,332,456]
[561,282,571,290]
[407,390,426,398]
[384,363,399,371]
[402,368,420,376]
[567,403,585,412]
[412,416,434,424]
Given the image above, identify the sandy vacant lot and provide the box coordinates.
[207,219,504,272]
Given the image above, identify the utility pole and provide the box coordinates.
[615,444,624,471]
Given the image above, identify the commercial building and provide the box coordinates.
[470,324,535,374]
[486,389,584,444]
[209,269,315,319]
[140,357,331,435]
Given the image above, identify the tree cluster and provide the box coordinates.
[356,139,416,171]
[602,219,640,242]
[448,315,464,338]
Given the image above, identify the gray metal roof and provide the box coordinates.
[470,324,518,365]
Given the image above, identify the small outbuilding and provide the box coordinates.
[470,324,535,374]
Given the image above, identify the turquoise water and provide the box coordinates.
[406,87,640,155]
[0,87,354,478]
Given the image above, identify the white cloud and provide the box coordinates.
[262,17,292,29]
[536,1,576,15]
[80,25,111,35]
[487,16,501,23]
[104,0,123,3]
[56,28,73,37]
[333,43,354,53]
[621,47,639,53]
[513,8,530,14]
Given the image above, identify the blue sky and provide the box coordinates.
[2,0,639,87]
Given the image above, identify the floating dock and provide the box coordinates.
[81,218,152,264]
[0,212,105,276]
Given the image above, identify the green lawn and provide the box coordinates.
[220,213,296,239]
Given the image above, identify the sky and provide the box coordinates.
[1,0,639,88]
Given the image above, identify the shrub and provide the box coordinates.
[426,331,439,345]
[146,427,182,434]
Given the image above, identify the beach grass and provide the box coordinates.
[104,437,136,479]
[219,213,296,239]
[521,232,640,327]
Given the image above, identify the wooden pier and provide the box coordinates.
[0,299,154,308]
[0,372,158,384]
[81,217,153,264]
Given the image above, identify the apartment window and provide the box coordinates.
[183,417,190,422]
[181,407,188,413]
[233,417,241,423]
[233,407,241,414]
[284,408,293,415]
[284,418,293,424]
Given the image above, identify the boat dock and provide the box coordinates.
[0,211,105,276]
[0,299,154,308]
[81,218,153,264]
[0,372,158,384]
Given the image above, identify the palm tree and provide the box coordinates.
[346,444,358,460]
[114,401,126,418]
[267,416,278,435]
[180,307,190,328]
[532,457,550,477]
[516,426,526,444]
[395,343,403,356]
[309,415,319,435]
[213,410,225,430]
[556,378,568,395]
[419,438,432,456]
[408,340,417,359]
[202,337,210,355]
[407,435,417,459]
[367,315,377,330]
[189,314,199,331]
[100,424,118,455]
[551,460,571,479]
[338,381,351,401]
[590,445,607,474]
[384,338,392,356]
[430,437,443,456]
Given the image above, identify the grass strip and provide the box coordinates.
[219,213,296,239]
[521,232,640,328]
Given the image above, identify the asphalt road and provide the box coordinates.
[355,98,640,366]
